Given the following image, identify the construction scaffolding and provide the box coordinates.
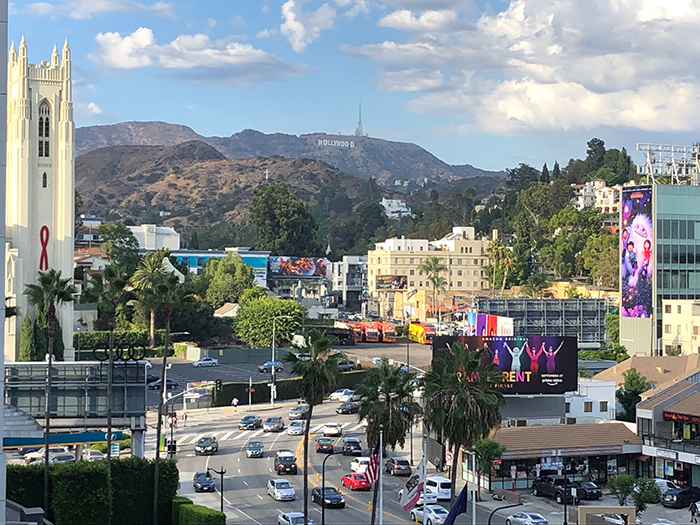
[636,143,700,185]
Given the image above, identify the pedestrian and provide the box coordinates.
[434,455,443,473]
[690,501,698,523]
[182,413,187,428]
[232,397,239,411]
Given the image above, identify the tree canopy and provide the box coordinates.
[205,254,256,309]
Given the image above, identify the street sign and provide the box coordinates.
[111,442,120,458]
[510,466,517,479]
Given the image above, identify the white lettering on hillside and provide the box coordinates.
[318,139,355,148]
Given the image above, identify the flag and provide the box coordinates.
[399,457,426,511]
[444,484,469,525]
[366,438,380,483]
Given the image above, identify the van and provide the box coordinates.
[655,479,681,494]
[425,476,452,500]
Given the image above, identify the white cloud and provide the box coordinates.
[87,102,103,114]
[89,27,306,85]
[22,0,174,20]
[262,5,269,13]
[334,0,370,17]
[257,28,278,38]
[378,69,444,91]
[280,0,336,52]
[378,9,473,32]
[207,18,217,28]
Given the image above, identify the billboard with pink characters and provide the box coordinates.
[621,186,653,318]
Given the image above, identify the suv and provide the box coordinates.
[384,457,411,476]
[337,360,356,372]
[275,451,298,475]
[342,438,362,456]
[532,476,578,504]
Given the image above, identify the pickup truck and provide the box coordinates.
[531,476,578,504]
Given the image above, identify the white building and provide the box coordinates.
[0,3,8,521]
[380,198,413,219]
[128,224,180,251]
[661,299,700,355]
[328,255,367,308]
[564,378,617,422]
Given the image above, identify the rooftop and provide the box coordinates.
[593,355,700,389]
[665,391,700,417]
[637,380,697,409]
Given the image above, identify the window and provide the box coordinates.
[665,305,672,313]
[468,247,473,254]
[457,259,462,265]
[473,281,478,288]
[457,281,462,287]
[394,258,398,264]
[449,270,453,276]
[600,401,608,412]
[678,305,682,314]
[677,325,682,334]
[665,324,671,333]
[38,101,50,157]
[409,281,414,287]
[474,259,478,265]
[42,172,47,188]
[460,247,464,253]
[473,270,478,276]
[419,282,423,287]
[694,326,699,335]
[410,258,414,264]
[410,269,415,275]
[457,270,462,276]
[584,402,593,413]
[565,402,570,413]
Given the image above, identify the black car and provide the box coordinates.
[275,451,298,475]
[311,486,345,508]
[193,471,215,493]
[194,436,218,456]
[336,402,359,415]
[246,440,264,458]
[343,438,362,456]
[662,487,700,508]
[146,373,159,384]
[148,378,178,390]
[239,415,263,430]
[316,437,334,454]
[571,481,602,500]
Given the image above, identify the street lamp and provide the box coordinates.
[207,466,226,514]
[487,503,525,525]
[271,315,292,408]
[321,451,335,525]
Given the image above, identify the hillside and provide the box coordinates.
[76,122,504,185]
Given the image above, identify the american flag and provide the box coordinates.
[365,438,380,483]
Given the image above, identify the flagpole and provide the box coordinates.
[472,445,477,525]
[423,433,427,525]
[378,425,383,525]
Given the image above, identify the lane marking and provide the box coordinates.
[243,480,249,486]
[218,489,261,525]
[256,494,263,500]
[350,424,364,431]
[340,422,352,429]
[311,424,324,433]
[251,429,264,438]
[221,431,235,441]
[234,431,249,440]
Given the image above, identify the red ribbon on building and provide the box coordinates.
[39,225,49,271]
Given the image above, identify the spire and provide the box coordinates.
[19,35,26,57]
[9,40,16,63]
[354,102,364,137]
[62,38,70,61]
[51,43,59,67]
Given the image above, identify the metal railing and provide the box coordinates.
[641,434,700,455]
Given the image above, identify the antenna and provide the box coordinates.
[354,102,364,137]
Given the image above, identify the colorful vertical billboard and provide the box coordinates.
[620,186,653,318]
[432,336,578,394]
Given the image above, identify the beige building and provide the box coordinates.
[368,226,494,318]
[660,299,700,355]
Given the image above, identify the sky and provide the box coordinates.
[8,0,700,171]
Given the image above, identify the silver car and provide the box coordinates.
[268,478,296,501]
[408,504,449,525]
[506,513,549,525]
[288,420,306,436]
[264,416,285,433]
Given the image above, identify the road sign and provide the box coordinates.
[111,442,120,458]
[510,465,517,479]
[445,451,454,462]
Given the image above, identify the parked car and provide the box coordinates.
[316,437,334,454]
[385,458,412,476]
[83,449,104,462]
[288,420,306,436]
[337,360,356,372]
[49,453,76,464]
[25,446,70,465]
[350,457,370,473]
[322,422,343,436]
[246,440,264,458]
[194,436,219,455]
[661,487,700,508]
[571,481,602,500]
[277,512,312,525]
[193,471,216,493]
[341,473,371,491]
[148,378,178,390]
[239,415,263,430]
[655,478,682,494]
[17,446,42,456]
[505,512,549,525]
[193,357,218,367]
[311,486,345,508]
[329,389,352,401]
[336,402,359,415]
[531,476,578,504]
[425,477,452,500]
[146,373,159,384]
[268,478,296,501]
[258,360,283,373]
[275,450,298,475]
[342,438,362,456]
[338,390,358,403]
[289,404,310,420]
[409,504,449,525]
[264,416,285,432]
[398,488,438,506]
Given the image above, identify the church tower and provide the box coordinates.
[5,38,75,361]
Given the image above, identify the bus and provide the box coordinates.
[374,321,396,343]
[305,325,356,346]
[361,322,380,343]
[408,322,435,344]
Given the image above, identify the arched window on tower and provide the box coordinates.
[42,172,47,188]
[38,101,50,157]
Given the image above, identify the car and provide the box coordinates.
[25,446,70,464]
[505,512,549,525]
[336,402,359,415]
[571,481,602,500]
[654,478,681,494]
[275,450,298,475]
[114,359,152,369]
[338,390,357,403]
[661,487,700,508]
[148,378,178,390]
[264,416,285,432]
[146,373,159,384]
[193,471,216,493]
[426,477,452,501]
[398,488,438,506]
[348,392,362,402]
[316,437,334,453]
[277,512,312,525]
[351,457,370,473]
[329,389,353,401]
[322,422,343,436]
[239,415,263,430]
[385,458,412,476]
[194,436,219,455]
[337,360,356,372]
[246,440,264,458]
[49,453,76,464]
[342,438,362,456]
[341,473,371,491]
[258,360,284,373]
[311,486,345,508]
[293,352,312,361]
[82,449,104,462]
[409,504,450,525]
[193,357,219,367]
[289,404,310,420]
[267,478,296,501]
[17,446,41,456]
[288,420,306,436]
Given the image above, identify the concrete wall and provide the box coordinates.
[620,316,654,356]
[199,347,293,364]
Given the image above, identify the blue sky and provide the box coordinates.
[9,0,700,171]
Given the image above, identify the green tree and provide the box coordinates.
[250,182,322,256]
[606,314,620,345]
[18,315,37,361]
[283,330,342,525]
[418,256,447,317]
[239,286,268,304]
[131,251,168,348]
[474,439,506,501]
[582,233,619,288]
[552,161,562,180]
[616,368,651,422]
[540,163,550,183]
[565,284,581,298]
[608,474,636,506]
[521,273,551,298]
[506,163,540,192]
[585,138,606,174]
[666,346,682,356]
[632,477,662,516]
[424,342,505,504]
[205,254,255,309]
[98,223,140,274]
[234,297,305,348]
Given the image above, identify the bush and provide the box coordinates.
[51,461,111,525]
[7,463,43,509]
[91,437,131,454]
[74,329,166,352]
[172,496,193,525]
[179,504,226,525]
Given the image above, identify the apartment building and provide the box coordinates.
[571,179,626,214]
[327,255,367,310]
[661,299,700,355]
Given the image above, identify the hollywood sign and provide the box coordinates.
[318,139,355,148]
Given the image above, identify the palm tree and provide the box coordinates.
[488,240,505,294]
[500,250,516,295]
[283,330,342,525]
[521,273,551,298]
[85,265,134,469]
[424,341,505,505]
[418,256,447,318]
[24,269,76,515]
[131,251,167,347]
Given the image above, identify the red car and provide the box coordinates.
[341,473,371,491]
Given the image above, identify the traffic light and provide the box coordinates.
[215,379,222,392]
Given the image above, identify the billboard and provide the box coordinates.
[432,336,578,394]
[621,186,653,318]
[497,316,514,336]
[268,257,328,278]
[376,275,407,290]
[465,312,477,336]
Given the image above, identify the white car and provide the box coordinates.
[288,420,306,436]
[329,389,352,401]
[337,391,357,403]
[505,512,549,525]
[83,450,104,462]
[409,504,449,525]
[193,357,219,367]
[49,452,76,464]
[350,457,370,474]
[268,479,296,501]
[598,515,642,525]
[426,476,452,500]
[24,446,70,465]
[398,488,438,506]
[277,512,312,525]
[322,422,343,436]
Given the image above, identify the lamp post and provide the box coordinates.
[271,315,292,408]
[321,451,335,525]
[207,466,226,514]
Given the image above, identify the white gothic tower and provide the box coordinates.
[4,38,75,361]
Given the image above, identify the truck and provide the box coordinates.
[408,323,436,344]
[531,476,578,504]
[334,321,363,344]
[361,322,380,343]
[374,321,396,343]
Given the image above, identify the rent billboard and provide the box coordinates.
[376,275,408,291]
[268,257,328,278]
[432,335,578,394]
[621,186,653,318]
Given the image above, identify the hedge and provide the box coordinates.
[6,463,43,510]
[179,504,226,525]
[212,369,367,407]
[172,496,193,525]
[91,437,131,454]
[51,461,111,525]
[74,329,166,352]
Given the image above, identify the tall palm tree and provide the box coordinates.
[131,251,167,348]
[500,250,516,295]
[424,341,505,505]
[85,265,134,469]
[152,273,194,525]
[283,330,342,525]
[418,256,447,318]
[488,240,505,294]
[24,269,77,515]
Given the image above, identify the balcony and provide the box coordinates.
[642,434,700,455]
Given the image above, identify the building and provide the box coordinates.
[128,224,180,251]
[660,299,700,355]
[571,179,624,214]
[327,256,366,310]
[380,198,412,219]
[0,5,8,522]
[171,247,269,287]
[564,378,617,421]
[593,355,700,395]
[5,39,75,361]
